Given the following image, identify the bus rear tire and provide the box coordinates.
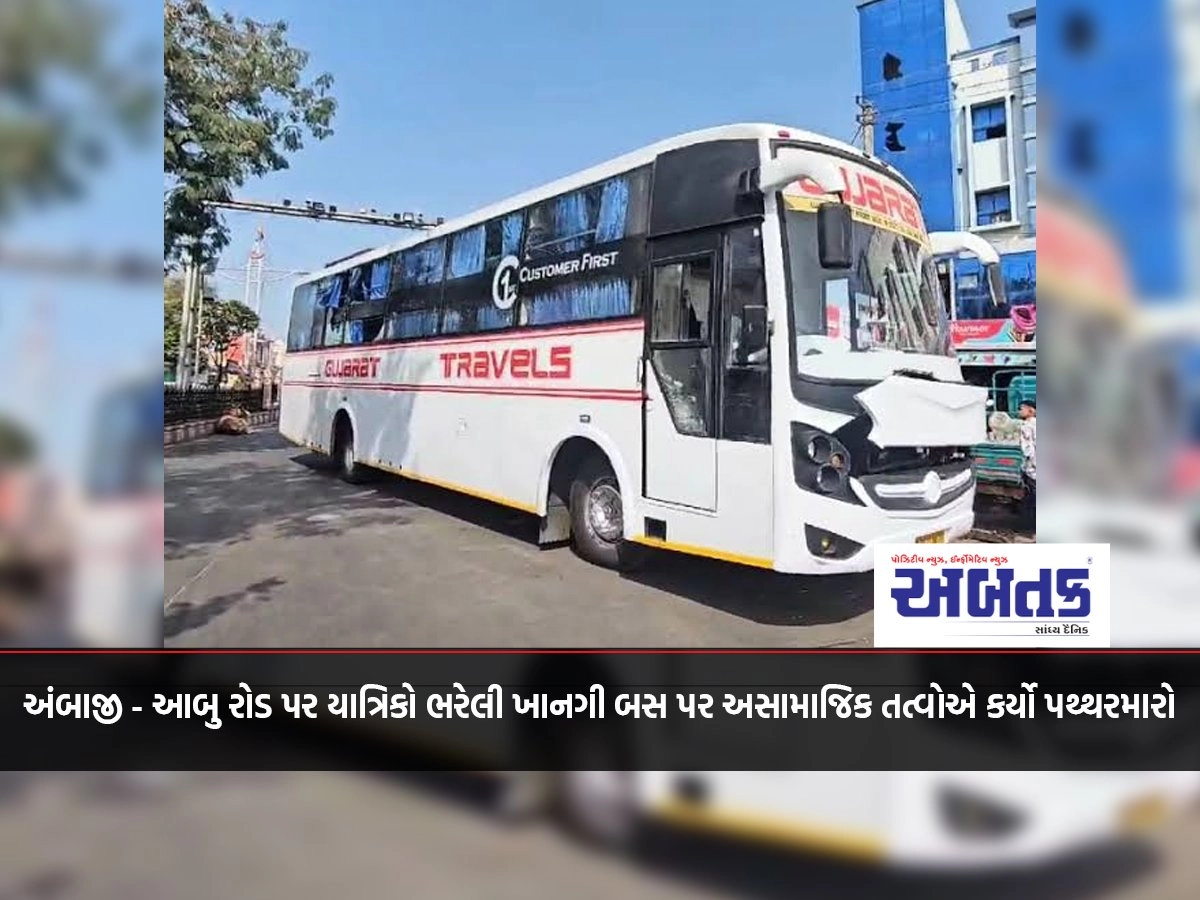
[333,418,366,484]
[568,457,641,571]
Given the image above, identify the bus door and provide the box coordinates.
[643,231,723,510]
[643,224,770,513]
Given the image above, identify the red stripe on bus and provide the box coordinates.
[282,381,644,401]
[284,318,644,357]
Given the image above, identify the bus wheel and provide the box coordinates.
[552,721,639,852]
[333,418,365,484]
[568,457,639,570]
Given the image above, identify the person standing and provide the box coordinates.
[1018,399,1036,529]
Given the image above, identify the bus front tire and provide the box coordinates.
[568,458,641,571]
[546,714,639,852]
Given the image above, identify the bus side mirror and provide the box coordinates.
[817,203,853,269]
[738,305,769,363]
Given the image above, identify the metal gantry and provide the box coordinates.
[170,196,446,387]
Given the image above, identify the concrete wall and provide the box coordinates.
[164,408,280,446]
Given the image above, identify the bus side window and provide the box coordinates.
[317,274,348,346]
[519,169,649,328]
[444,221,516,335]
[386,241,444,340]
[341,263,388,345]
[288,282,319,351]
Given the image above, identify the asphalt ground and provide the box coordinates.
[0,771,1194,900]
[165,427,1029,647]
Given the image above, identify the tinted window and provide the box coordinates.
[287,282,320,351]
[517,168,649,328]
[312,273,349,348]
[448,225,485,279]
[336,258,392,345]
[443,217,520,335]
[522,278,638,328]
[385,241,446,340]
[298,169,650,346]
[486,212,524,267]
[524,169,649,263]
[396,240,445,287]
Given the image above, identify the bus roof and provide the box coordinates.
[294,123,913,287]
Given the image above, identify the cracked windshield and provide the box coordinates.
[787,213,951,363]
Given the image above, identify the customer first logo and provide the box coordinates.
[873,544,1110,648]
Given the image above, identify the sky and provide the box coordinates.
[0,0,1019,476]
[0,0,161,475]
[214,0,1022,341]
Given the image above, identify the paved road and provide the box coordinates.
[1,771,1195,900]
[165,429,879,647]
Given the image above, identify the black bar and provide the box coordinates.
[3,653,1199,771]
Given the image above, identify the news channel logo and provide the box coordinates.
[873,544,1111,648]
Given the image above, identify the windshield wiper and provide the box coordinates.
[893,367,937,380]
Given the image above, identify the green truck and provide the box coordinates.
[969,368,1035,501]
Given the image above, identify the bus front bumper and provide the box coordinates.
[774,488,976,575]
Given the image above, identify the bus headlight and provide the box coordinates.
[792,425,861,504]
[806,435,834,464]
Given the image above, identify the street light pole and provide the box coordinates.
[856,96,877,157]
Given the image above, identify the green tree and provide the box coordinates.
[164,0,337,266]
[164,276,258,384]
[0,0,156,221]
[0,416,36,466]
[164,275,184,374]
[199,297,259,386]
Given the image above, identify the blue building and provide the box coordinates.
[857,0,1036,362]
[1037,0,1191,302]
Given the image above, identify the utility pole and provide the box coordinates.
[191,270,207,387]
[855,96,877,157]
[24,296,51,456]
[174,253,196,388]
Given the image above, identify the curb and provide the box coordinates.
[164,409,279,446]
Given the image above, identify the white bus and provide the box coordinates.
[173,651,1199,870]
[282,124,997,573]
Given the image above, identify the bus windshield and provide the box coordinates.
[783,210,951,361]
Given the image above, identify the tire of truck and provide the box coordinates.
[567,456,643,571]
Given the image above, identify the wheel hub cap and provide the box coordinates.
[587,484,623,542]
